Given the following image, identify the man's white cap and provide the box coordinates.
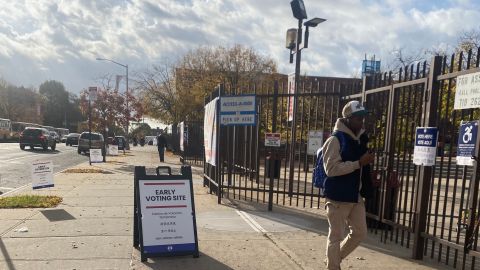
[342,100,368,118]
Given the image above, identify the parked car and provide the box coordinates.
[60,135,68,143]
[50,131,60,143]
[19,127,56,151]
[66,133,80,146]
[78,132,105,155]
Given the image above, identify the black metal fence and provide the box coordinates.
[196,48,480,269]
[342,51,480,269]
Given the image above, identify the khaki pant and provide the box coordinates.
[325,199,367,270]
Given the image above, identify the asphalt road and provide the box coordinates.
[0,142,87,193]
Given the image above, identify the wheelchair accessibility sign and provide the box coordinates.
[457,121,479,166]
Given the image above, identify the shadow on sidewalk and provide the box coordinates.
[220,197,451,270]
[0,238,15,270]
[133,251,234,270]
[40,209,76,222]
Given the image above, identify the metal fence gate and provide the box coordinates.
[203,77,361,208]
[200,48,480,269]
[343,52,480,269]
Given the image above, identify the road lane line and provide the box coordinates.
[2,154,44,163]
[236,210,267,233]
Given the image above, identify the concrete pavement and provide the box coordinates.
[0,146,450,269]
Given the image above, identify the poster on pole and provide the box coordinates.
[88,86,98,102]
[204,97,218,166]
[457,121,479,166]
[288,73,295,122]
[265,133,281,147]
[179,122,185,152]
[32,160,54,190]
[454,72,480,110]
[90,149,103,163]
[413,127,438,166]
[138,178,196,254]
[307,130,323,155]
[108,145,118,156]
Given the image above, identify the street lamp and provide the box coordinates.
[96,57,130,141]
[286,0,326,196]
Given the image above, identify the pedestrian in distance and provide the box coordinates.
[157,132,167,162]
[322,100,375,270]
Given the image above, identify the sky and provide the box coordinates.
[0,0,479,94]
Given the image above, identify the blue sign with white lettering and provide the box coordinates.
[413,127,438,166]
[457,121,479,166]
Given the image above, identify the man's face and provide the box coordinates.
[349,115,365,132]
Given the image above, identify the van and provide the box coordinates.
[78,132,105,155]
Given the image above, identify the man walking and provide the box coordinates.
[322,100,374,270]
[157,132,167,162]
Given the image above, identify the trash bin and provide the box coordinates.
[266,156,281,179]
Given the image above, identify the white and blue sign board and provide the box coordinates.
[457,121,479,166]
[220,95,256,126]
[32,160,54,190]
[413,127,438,166]
[139,179,196,254]
[134,166,199,262]
[90,149,103,163]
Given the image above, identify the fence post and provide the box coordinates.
[217,84,223,205]
[412,55,442,260]
[268,82,279,211]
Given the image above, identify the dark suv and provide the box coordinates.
[19,127,56,151]
[66,133,80,146]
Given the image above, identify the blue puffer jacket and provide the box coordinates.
[323,130,372,203]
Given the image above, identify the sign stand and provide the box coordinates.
[134,165,199,262]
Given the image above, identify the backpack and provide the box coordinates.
[313,132,346,195]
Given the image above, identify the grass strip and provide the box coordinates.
[63,168,106,173]
[0,195,62,208]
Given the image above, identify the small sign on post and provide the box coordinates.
[32,160,54,190]
[307,130,323,156]
[265,133,281,147]
[108,145,118,156]
[90,149,103,163]
[457,121,479,166]
[413,127,438,166]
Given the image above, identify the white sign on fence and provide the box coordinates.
[32,160,54,190]
[454,72,480,110]
[220,95,256,126]
[413,127,438,166]
[307,130,323,156]
[179,122,185,152]
[90,149,103,163]
[138,179,196,253]
[265,133,281,147]
[204,97,218,166]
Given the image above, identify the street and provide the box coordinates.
[0,143,87,193]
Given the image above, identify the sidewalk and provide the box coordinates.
[0,147,449,270]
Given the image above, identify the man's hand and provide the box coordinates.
[359,152,375,166]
